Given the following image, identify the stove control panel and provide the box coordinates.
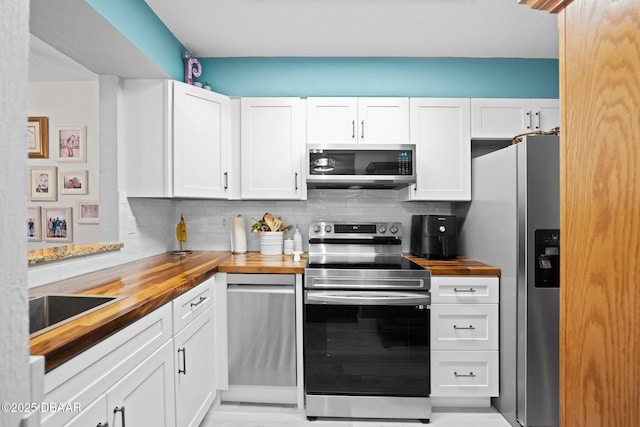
[309,222,402,238]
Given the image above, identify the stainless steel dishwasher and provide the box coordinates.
[223,273,297,404]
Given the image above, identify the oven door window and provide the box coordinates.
[304,302,429,397]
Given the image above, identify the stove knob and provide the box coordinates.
[439,225,446,233]
[324,225,332,233]
[378,225,387,234]
[390,225,399,234]
[313,224,321,233]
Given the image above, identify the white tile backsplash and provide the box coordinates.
[29,190,451,288]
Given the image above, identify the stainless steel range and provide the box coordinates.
[303,221,431,423]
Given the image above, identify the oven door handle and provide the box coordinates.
[305,291,430,306]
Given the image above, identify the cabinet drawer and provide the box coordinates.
[431,276,498,304]
[173,277,214,334]
[431,351,499,397]
[431,304,498,350]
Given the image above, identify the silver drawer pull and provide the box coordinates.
[454,371,476,378]
[453,287,476,293]
[190,296,207,308]
[453,324,476,330]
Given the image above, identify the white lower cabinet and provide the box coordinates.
[430,276,499,404]
[173,278,215,427]
[107,340,176,427]
[65,340,176,427]
[43,304,173,427]
[63,394,108,427]
[43,278,217,427]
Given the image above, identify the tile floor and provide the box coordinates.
[201,403,512,427]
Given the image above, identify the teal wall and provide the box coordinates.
[84,1,559,98]
[199,57,559,98]
[86,0,185,81]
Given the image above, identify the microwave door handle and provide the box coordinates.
[305,291,430,306]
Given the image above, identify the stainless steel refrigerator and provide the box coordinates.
[456,135,560,427]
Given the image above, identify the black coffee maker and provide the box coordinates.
[410,215,458,259]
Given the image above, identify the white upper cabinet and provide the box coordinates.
[124,79,232,199]
[306,97,409,144]
[401,98,471,201]
[241,97,306,200]
[471,98,560,139]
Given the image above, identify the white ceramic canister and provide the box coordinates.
[259,231,284,255]
[284,238,294,255]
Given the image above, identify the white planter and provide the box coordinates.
[259,231,284,255]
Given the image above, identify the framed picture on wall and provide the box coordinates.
[42,207,72,243]
[59,170,88,195]
[29,166,57,201]
[27,206,42,241]
[76,200,99,224]
[57,126,86,162]
[28,116,49,159]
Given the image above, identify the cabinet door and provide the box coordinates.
[532,98,560,131]
[63,394,108,427]
[107,340,175,427]
[173,81,231,198]
[471,98,533,139]
[404,98,470,201]
[306,97,358,144]
[174,307,215,427]
[123,79,172,197]
[357,98,409,144]
[241,98,304,199]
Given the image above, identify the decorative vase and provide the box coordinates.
[259,231,284,255]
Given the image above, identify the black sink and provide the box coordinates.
[29,294,120,335]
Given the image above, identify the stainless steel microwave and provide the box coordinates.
[306,144,416,189]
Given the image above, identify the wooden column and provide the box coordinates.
[559,1,640,426]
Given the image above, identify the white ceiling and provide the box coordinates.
[145,0,559,58]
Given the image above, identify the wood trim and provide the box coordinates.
[520,0,573,13]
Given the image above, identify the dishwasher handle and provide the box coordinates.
[227,284,294,294]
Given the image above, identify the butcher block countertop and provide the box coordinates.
[405,254,501,276]
[218,252,307,274]
[30,250,495,372]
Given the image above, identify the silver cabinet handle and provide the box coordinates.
[454,371,476,378]
[190,296,207,308]
[453,324,476,330]
[526,111,532,129]
[178,347,187,375]
[295,172,299,190]
[535,111,541,129]
[453,287,476,293]
[224,171,228,190]
[360,120,365,139]
[97,422,109,427]
[351,120,355,139]
[113,406,125,427]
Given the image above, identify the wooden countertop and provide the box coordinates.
[30,251,229,372]
[29,251,307,371]
[30,250,495,372]
[218,252,307,274]
[404,254,501,276]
